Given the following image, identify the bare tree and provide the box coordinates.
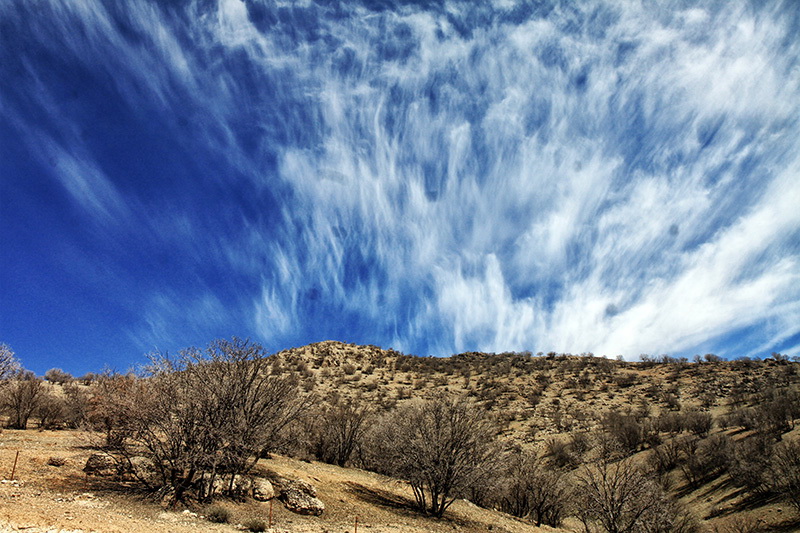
[44,368,73,384]
[35,389,67,429]
[63,382,90,428]
[575,458,674,533]
[771,437,800,512]
[119,338,310,502]
[374,395,499,517]
[601,411,644,455]
[2,370,45,429]
[497,449,566,527]
[88,371,139,447]
[310,395,372,467]
[0,343,21,381]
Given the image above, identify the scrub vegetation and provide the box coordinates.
[2,339,800,533]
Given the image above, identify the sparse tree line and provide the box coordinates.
[3,340,800,532]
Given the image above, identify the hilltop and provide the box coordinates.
[1,340,799,532]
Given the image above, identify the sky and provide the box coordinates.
[1,0,799,376]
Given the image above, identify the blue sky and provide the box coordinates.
[1,0,799,375]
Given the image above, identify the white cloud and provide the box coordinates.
[9,0,797,358]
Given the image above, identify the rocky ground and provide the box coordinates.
[0,429,557,533]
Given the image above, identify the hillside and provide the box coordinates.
[271,341,800,532]
[2,341,800,532]
[273,341,795,440]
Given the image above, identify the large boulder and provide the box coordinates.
[253,478,275,501]
[278,479,324,516]
[83,453,117,476]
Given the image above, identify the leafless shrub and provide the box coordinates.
[679,434,731,488]
[751,389,797,439]
[36,390,67,429]
[364,395,499,517]
[309,395,372,467]
[770,437,800,512]
[496,449,566,527]
[2,370,45,429]
[0,344,21,381]
[88,371,139,447]
[44,368,73,384]
[107,338,310,503]
[545,437,581,470]
[601,411,643,455]
[683,410,713,438]
[575,458,698,533]
[649,438,683,475]
[729,435,774,494]
[63,382,90,428]
[712,515,762,533]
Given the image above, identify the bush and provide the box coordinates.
[62,382,90,428]
[601,411,643,455]
[35,391,67,429]
[496,450,566,527]
[575,458,676,533]
[683,410,713,438]
[649,439,683,474]
[44,368,73,384]
[308,396,372,467]
[205,505,230,523]
[729,435,774,494]
[544,437,580,470]
[104,338,311,503]
[679,434,731,487]
[1,370,45,429]
[0,344,20,381]
[655,412,686,435]
[47,456,67,467]
[771,438,800,512]
[365,395,499,517]
[242,518,267,532]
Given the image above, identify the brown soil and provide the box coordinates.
[0,429,558,533]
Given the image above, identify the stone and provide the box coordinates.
[253,478,275,501]
[210,474,252,497]
[83,453,117,476]
[278,479,324,516]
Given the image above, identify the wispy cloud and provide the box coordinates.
[3,0,798,361]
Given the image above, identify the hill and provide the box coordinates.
[2,340,800,532]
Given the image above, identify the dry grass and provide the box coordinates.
[0,428,560,533]
[2,341,799,532]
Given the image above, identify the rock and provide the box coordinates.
[232,474,253,495]
[125,456,155,481]
[291,479,317,497]
[278,479,324,516]
[210,474,252,497]
[83,453,117,476]
[280,490,325,516]
[253,478,275,501]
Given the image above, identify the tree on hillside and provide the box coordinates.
[1,370,45,429]
[0,343,21,381]
[310,395,372,467]
[372,395,500,517]
[44,368,73,384]
[88,371,140,447]
[575,457,694,533]
[497,449,566,527]
[771,438,800,512]
[116,338,311,503]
